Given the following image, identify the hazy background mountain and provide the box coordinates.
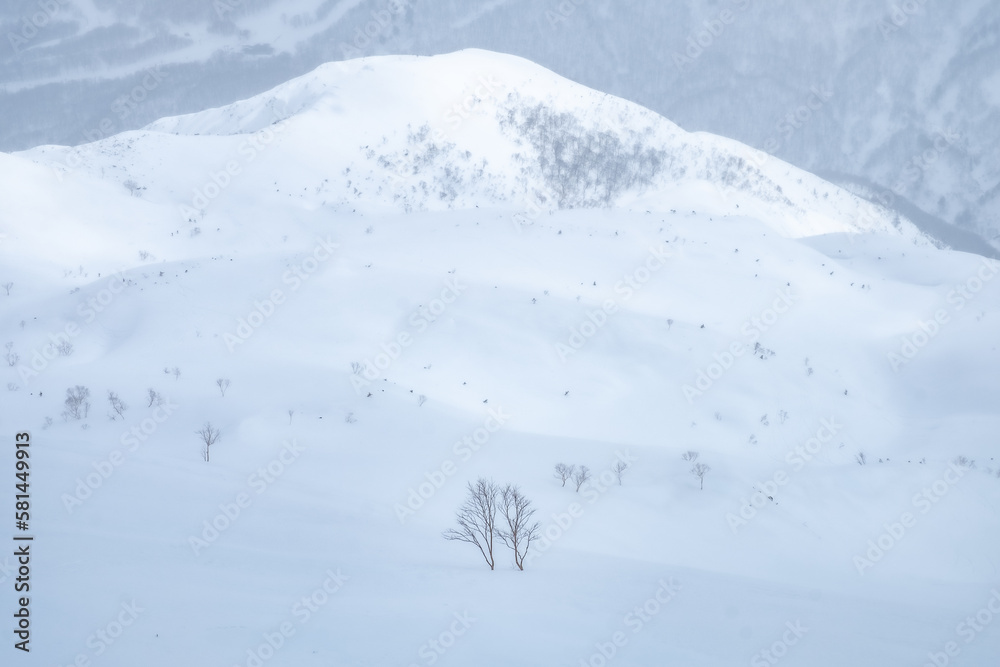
[2,0,999,249]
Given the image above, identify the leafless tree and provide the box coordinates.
[216,378,230,397]
[4,342,17,367]
[107,391,127,420]
[498,485,540,570]
[572,465,591,492]
[2,282,11,296]
[855,452,867,466]
[554,463,576,487]
[288,409,294,425]
[443,478,500,570]
[691,463,710,490]
[612,461,629,485]
[147,388,164,407]
[682,451,699,463]
[62,386,91,420]
[952,456,974,469]
[196,423,221,462]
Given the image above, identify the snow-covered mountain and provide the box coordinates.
[2,0,999,250]
[0,51,999,666]
[21,50,927,243]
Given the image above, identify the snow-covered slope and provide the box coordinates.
[23,50,926,244]
[0,51,998,667]
[2,0,999,249]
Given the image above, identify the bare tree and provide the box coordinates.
[4,342,17,367]
[498,485,540,570]
[554,463,576,487]
[682,451,699,463]
[62,386,91,420]
[107,391,127,420]
[124,179,143,196]
[855,452,867,466]
[288,409,295,425]
[612,461,629,485]
[2,282,11,296]
[172,367,181,380]
[216,378,230,397]
[691,463,710,490]
[196,423,221,462]
[443,478,500,570]
[147,388,164,407]
[572,465,591,492]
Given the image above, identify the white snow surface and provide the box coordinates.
[0,51,998,666]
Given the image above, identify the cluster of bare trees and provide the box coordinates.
[554,461,629,490]
[500,98,676,207]
[443,478,540,571]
